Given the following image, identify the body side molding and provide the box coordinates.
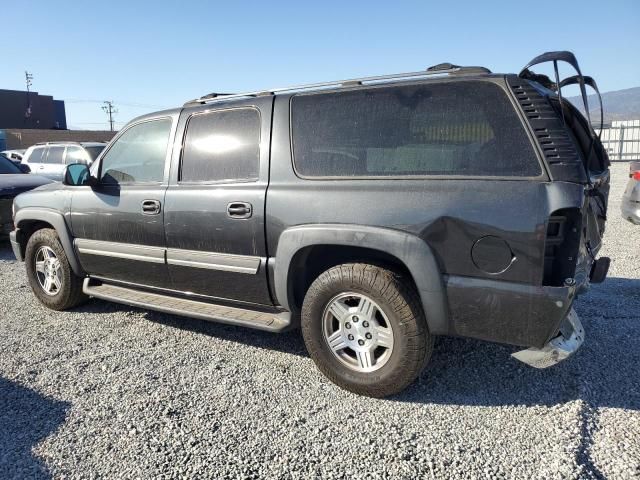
[166,248,261,274]
[75,239,263,274]
[75,238,165,263]
[274,224,450,335]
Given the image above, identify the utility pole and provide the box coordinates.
[24,71,34,123]
[102,101,117,131]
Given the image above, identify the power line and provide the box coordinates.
[66,98,171,109]
[101,101,118,132]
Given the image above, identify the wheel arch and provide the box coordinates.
[274,224,450,335]
[14,208,85,276]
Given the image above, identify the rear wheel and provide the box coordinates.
[25,228,87,310]
[301,263,433,397]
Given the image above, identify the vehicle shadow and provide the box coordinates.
[70,300,308,358]
[0,377,70,479]
[0,240,16,261]
[73,276,639,412]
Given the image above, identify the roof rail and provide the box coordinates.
[184,64,492,107]
[34,141,107,146]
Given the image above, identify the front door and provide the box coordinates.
[163,99,273,305]
[69,116,176,289]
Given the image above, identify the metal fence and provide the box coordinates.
[598,120,640,161]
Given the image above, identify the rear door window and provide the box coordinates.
[44,146,65,164]
[180,108,261,183]
[291,81,541,178]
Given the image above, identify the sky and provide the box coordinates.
[3,0,639,131]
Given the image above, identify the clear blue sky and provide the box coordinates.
[3,0,639,130]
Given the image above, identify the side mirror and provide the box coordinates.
[63,163,96,186]
[19,164,31,174]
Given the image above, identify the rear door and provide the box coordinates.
[40,145,66,181]
[163,97,273,305]
[24,146,47,174]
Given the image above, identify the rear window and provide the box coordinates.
[85,146,105,161]
[180,108,261,183]
[291,81,541,178]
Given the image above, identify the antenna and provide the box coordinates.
[101,101,118,131]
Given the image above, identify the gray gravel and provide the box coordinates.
[1,162,639,479]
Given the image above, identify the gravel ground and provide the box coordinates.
[1,162,638,479]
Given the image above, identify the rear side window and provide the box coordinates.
[27,147,46,164]
[180,108,260,183]
[291,81,541,178]
[44,146,65,164]
[65,146,90,164]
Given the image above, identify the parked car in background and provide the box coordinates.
[1,149,26,165]
[622,161,640,224]
[21,142,106,181]
[0,154,51,236]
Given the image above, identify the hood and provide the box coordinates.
[0,174,54,198]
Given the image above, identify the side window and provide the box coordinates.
[65,146,90,164]
[291,81,541,178]
[180,108,260,183]
[27,147,46,164]
[43,146,65,164]
[100,118,172,184]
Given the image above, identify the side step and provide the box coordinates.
[83,279,291,332]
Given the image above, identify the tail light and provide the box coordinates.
[543,210,582,287]
[630,161,640,178]
[633,171,640,181]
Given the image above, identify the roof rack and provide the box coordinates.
[183,63,492,107]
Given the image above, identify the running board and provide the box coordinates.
[83,279,291,332]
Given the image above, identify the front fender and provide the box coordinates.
[274,224,450,335]
[14,208,85,276]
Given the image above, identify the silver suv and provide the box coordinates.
[21,142,106,181]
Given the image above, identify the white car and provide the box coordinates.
[622,161,640,225]
[0,149,25,164]
[21,142,106,181]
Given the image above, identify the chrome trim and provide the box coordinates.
[75,239,165,264]
[166,248,260,274]
[511,308,584,368]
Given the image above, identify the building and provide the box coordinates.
[0,88,116,150]
[0,88,67,130]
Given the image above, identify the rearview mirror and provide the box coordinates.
[63,163,95,186]
[18,164,31,174]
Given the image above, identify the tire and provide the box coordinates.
[25,228,88,310]
[301,263,433,398]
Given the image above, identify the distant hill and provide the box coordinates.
[568,86,640,123]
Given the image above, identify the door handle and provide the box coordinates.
[141,199,161,215]
[227,201,252,219]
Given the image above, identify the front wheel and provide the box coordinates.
[301,263,433,397]
[25,228,88,310]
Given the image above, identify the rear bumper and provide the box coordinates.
[445,276,578,348]
[511,308,584,368]
[9,229,23,261]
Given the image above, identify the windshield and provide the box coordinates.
[0,154,22,174]
[85,146,106,161]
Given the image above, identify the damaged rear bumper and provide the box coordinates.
[511,308,584,368]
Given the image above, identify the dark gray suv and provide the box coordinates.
[9,52,610,397]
